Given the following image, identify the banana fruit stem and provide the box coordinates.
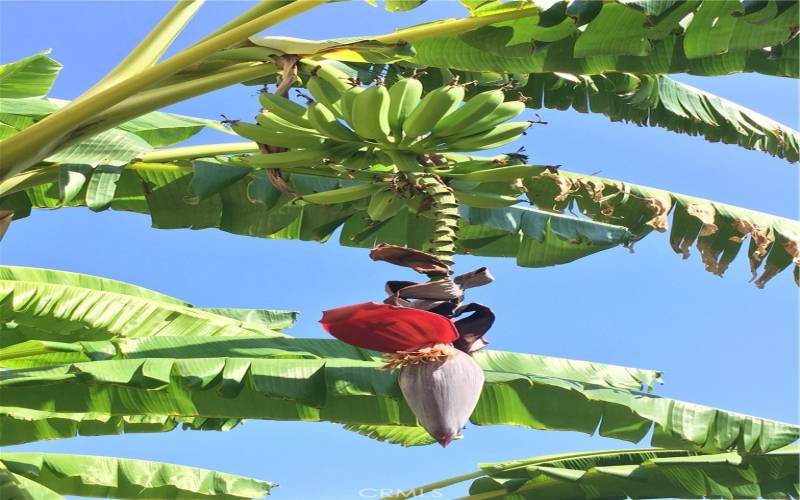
[409,173,459,268]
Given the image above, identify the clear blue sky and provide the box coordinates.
[1,2,798,499]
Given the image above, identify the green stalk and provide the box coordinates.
[0,0,324,180]
[381,471,486,500]
[76,0,206,102]
[139,142,259,162]
[70,62,275,146]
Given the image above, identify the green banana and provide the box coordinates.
[430,89,505,138]
[311,62,352,93]
[307,76,345,119]
[307,102,360,143]
[367,188,406,221]
[258,93,312,128]
[302,183,383,205]
[351,83,392,143]
[230,121,325,149]
[454,190,520,208]
[437,121,532,152]
[449,100,526,138]
[401,84,465,144]
[340,85,365,127]
[239,148,332,169]
[387,77,423,138]
[448,164,547,181]
[256,111,319,135]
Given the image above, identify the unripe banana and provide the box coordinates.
[450,100,526,138]
[256,111,318,135]
[454,190,520,208]
[312,63,352,93]
[307,76,345,119]
[240,148,332,169]
[437,121,532,152]
[367,188,405,221]
[258,93,312,128]
[307,102,360,143]
[302,183,383,205]
[230,121,325,149]
[351,83,392,143]
[340,85,365,125]
[401,84,465,144]
[430,89,505,138]
[388,77,423,137]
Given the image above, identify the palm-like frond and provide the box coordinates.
[384,446,800,500]
[402,0,799,78]
[0,452,274,499]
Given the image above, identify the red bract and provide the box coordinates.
[320,302,459,353]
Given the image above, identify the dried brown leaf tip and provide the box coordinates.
[643,195,671,233]
[686,203,718,237]
[369,243,452,275]
[730,219,774,275]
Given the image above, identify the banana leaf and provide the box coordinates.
[401,0,799,78]
[0,452,274,499]
[384,446,800,499]
[0,406,241,446]
[0,51,61,99]
[1,354,796,453]
[519,73,800,163]
[0,265,292,347]
[465,446,800,499]
[1,163,634,269]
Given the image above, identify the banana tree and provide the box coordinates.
[1,1,798,499]
[1,265,798,498]
[1,0,798,287]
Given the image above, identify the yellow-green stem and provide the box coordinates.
[380,470,486,500]
[75,63,275,144]
[139,142,260,162]
[0,0,323,180]
[76,0,206,102]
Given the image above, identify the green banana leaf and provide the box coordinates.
[1,464,63,500]
[0,406,241,446]
[1,162,635,268]
[0,452,274,499]
[402,0,799,78]
[519,72,800,163]
[2,354,797,453]
[466,446,800,499]
[0,51,61,99]
[385,446,800,499]
[0,265,292,347]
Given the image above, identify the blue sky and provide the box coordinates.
[1,2,798,499]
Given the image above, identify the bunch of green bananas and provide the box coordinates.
[232,63,532,173]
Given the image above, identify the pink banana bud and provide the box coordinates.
[398,347,484,447]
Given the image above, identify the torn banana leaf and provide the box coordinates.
[401,0,799,78]
[2,355,796,453]
[1,164,634,269]
[246,35,414,64]
[0,453,275,499]
[519,72,800,163]
[0,265,293,347]
[439,447,800,499]
[0,406,242,446]
[517,168,800,288]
